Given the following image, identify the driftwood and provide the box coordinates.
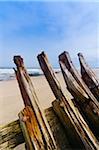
[13,56,56,150]
[59,51,99,105]
[0,120,24,150]
[59,61,99,139]
[37,51,99,150]
[78,53,99,101]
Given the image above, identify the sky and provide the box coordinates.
[0,1,99,68]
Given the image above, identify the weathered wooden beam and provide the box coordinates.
[37,51,99,150]
[14,68,32,107]
[0,120,24,150]
[45,106,72,150]
[52,100,85,149]
[59,61,99,139]
[78,53,99,101]
[59,51,99,105]
[19,106,52,150]
[59,51,83,88]
[19,105,73,150]
[0,105,73,150]
[13,56,56,150]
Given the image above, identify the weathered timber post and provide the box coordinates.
[37,51,99,150]
[59,51,99,105]
[59,51,83,87]
[0,105,75,150]
[19,106,51,150]
[19,105,73,150]
[0,120,24,149]
[59,61,99,139]
[44,106,72,150]
[13,56,56,150]
[78,53,99,101]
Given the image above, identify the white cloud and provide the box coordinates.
[0,1,98,67]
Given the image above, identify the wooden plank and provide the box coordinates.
[59,61,99,139]
[0,105,72,150]
[37,51,99,150]
[0,120,24,150]
[19,106,52,150]
[20,105,72,150]
[13,56,56,150]
[52,100,85,149]
[45,106,72,150]
[78,53,99,101]
[59,51,99,105]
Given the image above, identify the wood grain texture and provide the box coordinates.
[37,51,99,150]
[13,56,56,150]
[0,120,24,150]
[78,53,99,101]
[59,51,99,105]
[59,61,99,140]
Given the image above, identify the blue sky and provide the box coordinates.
[0,1,99,68]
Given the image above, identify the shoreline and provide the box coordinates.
[0,68,61,82]
[0,72,65,126]
[0,69,99,126]
[0,68,99,82]
[0,69,99,150]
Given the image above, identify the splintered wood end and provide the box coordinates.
[59,51,69,60]
[13,56,24,67]
[37,51,49,69]
[59,51,66,62]
[59,51,71,70]
[37,51,46,59]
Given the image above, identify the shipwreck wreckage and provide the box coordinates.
[0,51,99,150]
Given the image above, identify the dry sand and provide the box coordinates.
[0,69,99,149]
[0,72,68,126]
[0,72,70,150]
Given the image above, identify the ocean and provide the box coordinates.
[0,68,61,81]
[0,67,99,82]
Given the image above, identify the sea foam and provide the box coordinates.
[0,68,60,81]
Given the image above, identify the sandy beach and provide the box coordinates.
[0,72,71,126]
[0,69,99,149]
